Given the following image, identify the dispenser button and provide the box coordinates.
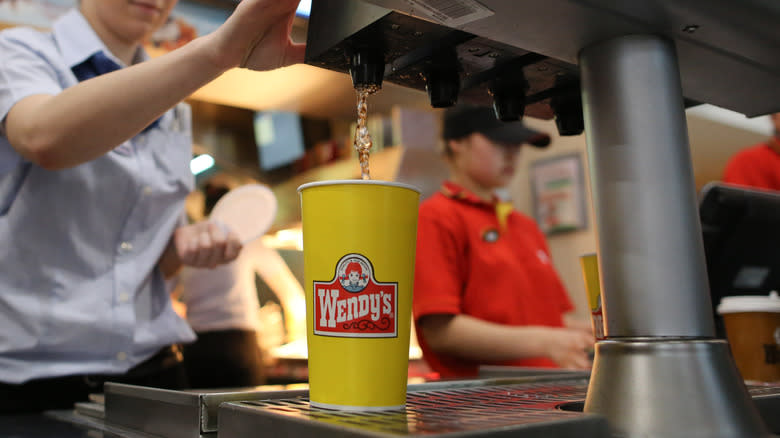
[116,352,127,361]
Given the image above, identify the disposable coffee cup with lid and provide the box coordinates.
[717,291,780,315]
[716,291,780,382]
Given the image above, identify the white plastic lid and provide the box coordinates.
[716,291,780,314]
[209,184,277,244]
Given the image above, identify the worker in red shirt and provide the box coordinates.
[413,104,594,379]
[722,112,780,191]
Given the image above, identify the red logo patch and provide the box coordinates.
[313,253,397,338]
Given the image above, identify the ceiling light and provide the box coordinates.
[190,154,215,175]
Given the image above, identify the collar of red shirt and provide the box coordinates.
[439,181,500,207]
[440,181,515,229]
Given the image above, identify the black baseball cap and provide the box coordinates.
[443,104,551,147]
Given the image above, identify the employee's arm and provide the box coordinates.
[563,313,593,333]
[419,313,594,369]
[3,0,305,170]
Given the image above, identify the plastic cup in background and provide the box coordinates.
[717,291,780,382]
[579,253,606,341]
[298,180,420,410]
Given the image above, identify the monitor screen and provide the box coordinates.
[254,111,306,171]
[699,182,780,337]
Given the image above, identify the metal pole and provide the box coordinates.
[579,35,715,338]
[580,35,767,437]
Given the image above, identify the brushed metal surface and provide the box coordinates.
[580,34,715,338]
[585,339,771,437]
[218,378,610,438]
[217,376,780,438]
[103,382,308,437]
[4,375,778,437]
[578,34,767,437]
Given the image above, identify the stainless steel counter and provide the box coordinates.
[2,373,778,438]
[0,410,161,438]
[218,377,780,438]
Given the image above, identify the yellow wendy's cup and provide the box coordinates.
[298,180,420,411]
[579,253,606,340]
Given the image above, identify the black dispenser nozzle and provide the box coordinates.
[491,91,526,122]
[488,61,528,121]
[425,69,460,108]
[550,76,584,136]
[423,50,461,108]
[349,48,385,90]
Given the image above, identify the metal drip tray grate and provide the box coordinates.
[218,379,608,437]
[218,378,780,438]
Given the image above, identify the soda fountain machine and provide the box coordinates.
[299,1,780,437]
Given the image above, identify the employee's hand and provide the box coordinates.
[159,221,243,277]
[544,328,595,370]
[176,220,243,268]
[208,0,306,72]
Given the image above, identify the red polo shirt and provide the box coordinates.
[723,138,780,191]
[413,182,574,378]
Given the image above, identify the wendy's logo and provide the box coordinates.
[338,256,370,292]
[313,253,397,338]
